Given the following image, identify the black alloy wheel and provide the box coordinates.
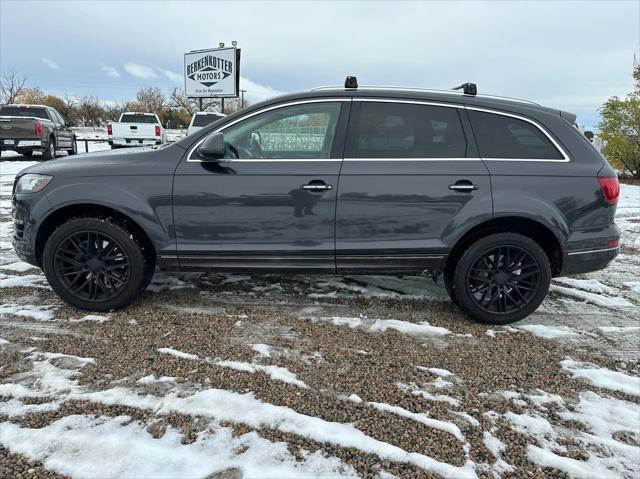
[43,217,147,311]
[53,231,130,302]
[466,245,539,314]
[453,233,551,324]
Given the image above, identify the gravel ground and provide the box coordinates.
[1,159,639,478]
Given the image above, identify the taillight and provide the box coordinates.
[34,122,42,136]
[155,125,161,137]
[107,124,112,135]
[598,177,620,205]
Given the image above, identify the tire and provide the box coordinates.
[42,137,56,160]
[443,270,460,307]
[453,233,551,324]
[67,137,77,156]
[139,263,156,292]
[42,217,145,311]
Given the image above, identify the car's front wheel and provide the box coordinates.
[453,233,551,324]
[43,217,145,311]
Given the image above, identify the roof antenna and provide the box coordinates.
[453,82,477,96]
[345,76,358,89]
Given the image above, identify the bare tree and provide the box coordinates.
[136,87,166,115]
[0,70,27,104]
[169,87,220,115]
[77,96,104,127]
[102,101,125,122]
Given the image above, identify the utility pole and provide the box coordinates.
[240,89,247,109]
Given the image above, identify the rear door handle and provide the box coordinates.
[449,180,478,192]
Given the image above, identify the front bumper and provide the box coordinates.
[11,191,49,267]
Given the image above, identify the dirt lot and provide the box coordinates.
[1,157,639,479]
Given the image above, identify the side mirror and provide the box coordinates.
[66,121,76,127]
[584,130,594,142]
[198,132,225,160]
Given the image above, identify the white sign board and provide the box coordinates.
[184,47,239,98]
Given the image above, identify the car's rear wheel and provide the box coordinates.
[67,137,77,155]
[453,233,551,324]
[43,218,145,311]
[42,137,56,161]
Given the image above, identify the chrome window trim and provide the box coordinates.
[465,106,570,162]
[352,97,464,109]
[343,158,480,162]
[186,98,350,163]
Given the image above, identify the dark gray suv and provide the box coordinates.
[11,79,620,324]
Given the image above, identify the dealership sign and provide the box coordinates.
[184,47,240,98]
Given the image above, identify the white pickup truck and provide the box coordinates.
[107,112,165,148]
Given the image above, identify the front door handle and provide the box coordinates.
[303,183,332,191]
[449,180,478,192]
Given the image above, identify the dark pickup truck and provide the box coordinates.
[0,104,76,159]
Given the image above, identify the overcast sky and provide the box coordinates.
[1,0,638,128]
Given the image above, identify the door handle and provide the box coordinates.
[449,181,478,192]
[302,182,332,191]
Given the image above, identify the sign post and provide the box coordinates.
[184,46,241,112]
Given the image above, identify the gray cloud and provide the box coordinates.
[41,58,59,70]
[2,1,638,127]
[124,63,157,80]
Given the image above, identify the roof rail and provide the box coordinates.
[308,85,539,106]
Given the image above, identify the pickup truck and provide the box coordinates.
[107,112,166,148]
[187,111,225,136]
[0,104,76,160]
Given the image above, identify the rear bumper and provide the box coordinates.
[110,138,161,147]
[1,139,43,150]
[560,222,620,276]
[560,245,619,276]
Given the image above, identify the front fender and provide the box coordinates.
[41,178,174,255]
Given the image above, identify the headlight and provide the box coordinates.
[14,174,53,194]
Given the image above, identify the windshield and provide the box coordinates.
[193,114,224,127]
[0,106,49,119]
[120,114,159,124]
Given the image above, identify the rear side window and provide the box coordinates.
[468,110,564,160]
[193,114,224,127]
[120,114,159,124]
[346,102,467,158]
[0,106,49,119]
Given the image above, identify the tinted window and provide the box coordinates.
[120,114,159,124]
[193,114,224,127]
[346,102,467,158]
[0,106,49,119]
[469,110,564,160]
[219,102,341,159]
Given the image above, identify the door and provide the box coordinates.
[172,99,349,271]
[50,110,72,149]
[335,99,493,273]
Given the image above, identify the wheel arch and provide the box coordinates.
[446,216,563,277]
[35,203,156,266]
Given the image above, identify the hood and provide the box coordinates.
[20,144,184,178]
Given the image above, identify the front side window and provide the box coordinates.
[468,110,564,160]
[346,102,467,158]
[220,102,342,159]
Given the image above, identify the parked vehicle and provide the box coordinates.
[187,111,226,136]
[0,104,76,159]
[107,112,165,148]
[11,78,620,324]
